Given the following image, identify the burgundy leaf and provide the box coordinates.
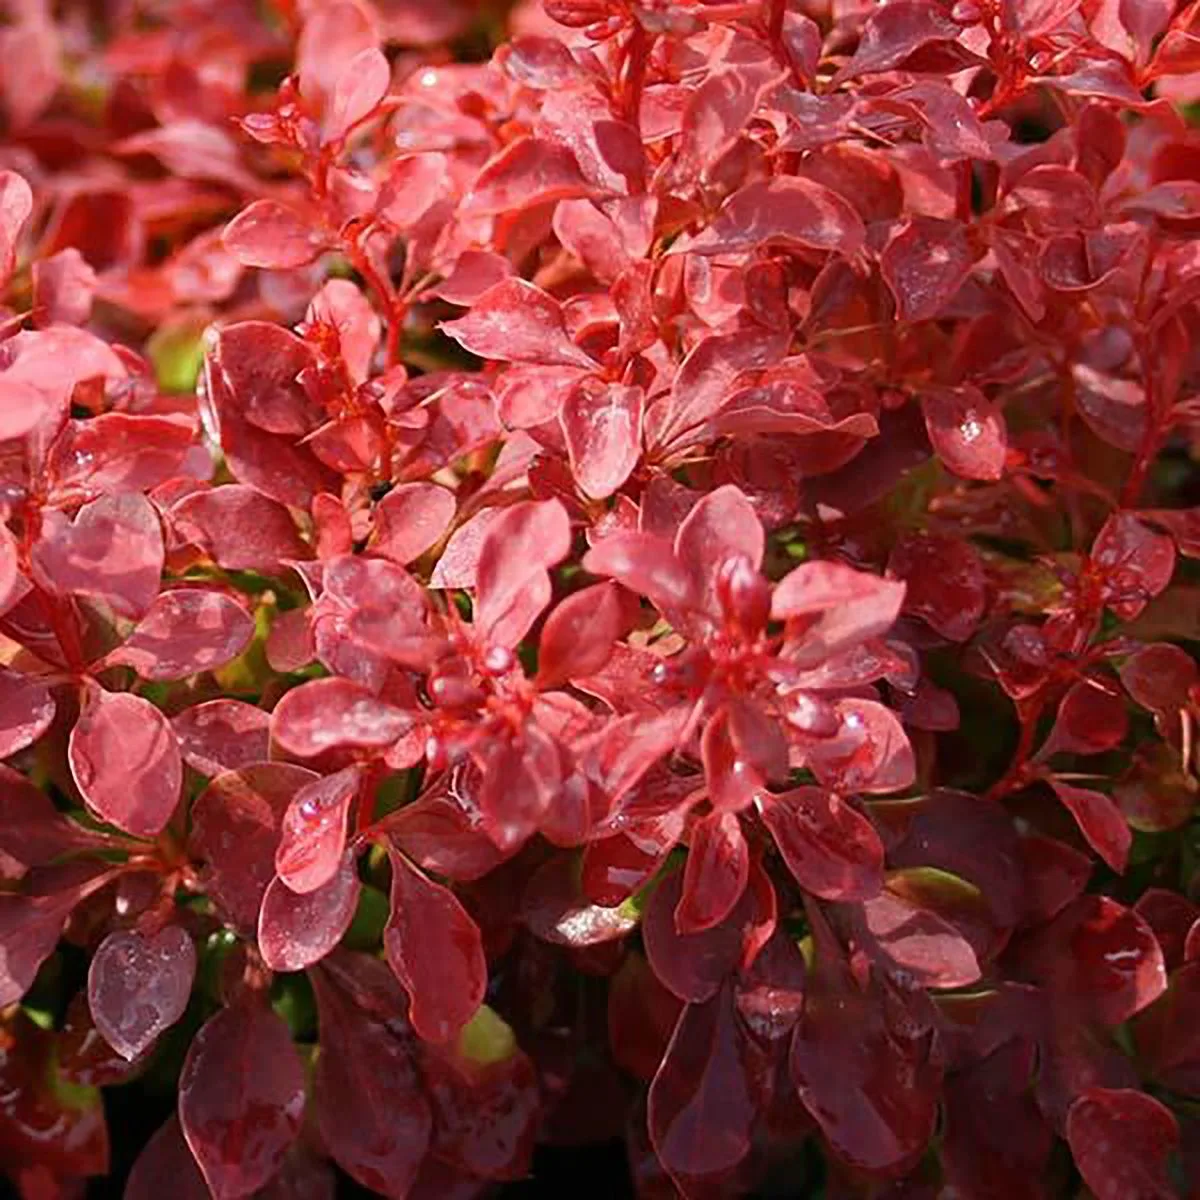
[647,984,756,1186]
[440,279,596,370]
[675,812,749,935]
[172,700,271,777]
[0,765,111,876]
[311,961,433,1196]
[1066,1088,1180,1200]
[125,1115,211,1200]
[1091,512,1176,620]
[0,889,82,1007]
[520,853,638,947]
[1049,779,1131,874]
[179,1002,306,1198]
[87,926,196,1061]
[258,853,361,972]
[384,849,486,1043]
[69,689,182,838]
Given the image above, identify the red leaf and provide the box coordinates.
[684,177,866,257]
[1041,679,1129,758]
[0,889,81,1007]
[87,926,195,1061]
[439,279,596,369]
[889,532,986,640]
[311,961,433,1196]
[69,689,182,838]
[561,380,643,500]
[1066,1088,1180,1200]
[172,700,271,778]
[173,485,308,571]
[772,561,906,661]
[536,582,623,688]
[474,499,572,650]
[1071,896,1167,1026]
[223,200,326,269]
[0,375,59,441]
[0,169,32,287]
[882,217,974,322]
[1049,779,1131,874]
[0,668,55,758]
[464,137,595,215]
[647,984,755,1187]
[179,1002,306,1198]
[276,766,361,894]
[760,787,884,901]
[643,869,745,1002]
[384,849,486,1043]
[833,1,977,81]
[520,853,638,947]
[125,1116,210,1200]
[0,765,111,876]
[271,677,411,759]
[922,384,1007,481]
[258,853,361,972]
[370,483,456,565]
[804,698,916,794]
[32,493,165,619]
[189,763,319,934]
[789,911,940,1173]
[675,812,749,934]
[325,47,389,143]
[32,246,96,327]
[103,589,254,680]
[1091,512,1176,620]
[675,485,766,619]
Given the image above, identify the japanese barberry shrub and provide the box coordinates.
[0,0,1199,1195]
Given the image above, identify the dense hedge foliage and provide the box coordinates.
[0,0,1199,1195]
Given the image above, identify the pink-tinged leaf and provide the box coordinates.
[69,690,181,838]
[922,384,1007,481]
[0,668,55,758]
[420,1029,540,1180]
[271,677,411,759]
[47,414,195,507]
[474,499,572,650]
[675,484,766,616]
[0,377,63,440]
[1049,779,1131,874]
[772,560,905,661]
[561,380,643,500]
[1066,1088,1180,1200]
[179,1003,306,1199]
[464,137,595,215]
[675,812,749,935]
[643,869,745,1002]
[384,849,486,1043]
[648,984,755,1186]
[189,764,318,935]
[852,870,983,988]
[760,787,884,901]
[173,700,271,778]
[87,926,196,1061]
[103,589,254,680]
[258,853,361,972]
[32,246,96,327]
[683,177,866,258]
[383,790,506,883]
[310,961,432,1196]
[173,485,308,571]
[439,279,596,370]
[789,910,940,1173]
[215,321,320,437]
[881,217,974,321]
[520,854,638,947]
[276,766,361,894]
[700,708,764,816]
[325,47,389,143]
[370,483,455,565]
[833,1,978,82]
[126,1115,211,1200]
[804,698,916,794]
[1091,512,1176,620]
[0,525,16,615]
[536,582,623,688]
[222,200,326,270]
[31,493,164,619]
[582,532,693,618]
[0,169,32,287]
